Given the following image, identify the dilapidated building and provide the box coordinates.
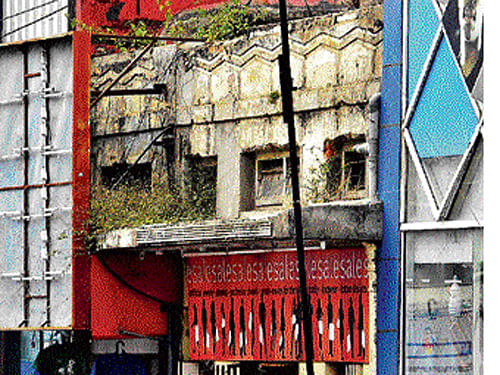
[87,5,384,375]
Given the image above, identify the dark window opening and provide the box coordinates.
[324,156,343,198]
[344,151,366,191]
[67,0,77,30]
[187,156,217,214]
[255,156,291,207]
[101,162,152,190]
[323,136,367,200]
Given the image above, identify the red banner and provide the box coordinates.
[185,248,369,363]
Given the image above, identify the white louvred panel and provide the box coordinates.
[1,0,71,43]
[136,220,272,245]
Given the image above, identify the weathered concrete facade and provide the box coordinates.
[89,6,384,375]
[91,6,382,217]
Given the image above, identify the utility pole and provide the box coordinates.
[277,1,315,375]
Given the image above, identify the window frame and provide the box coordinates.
[323,137,368,201]
[254,151,292,208]
[100,162,153,190]
[340,145,367,199]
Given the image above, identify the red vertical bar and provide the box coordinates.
[72,30,92,330]
[75,0,83,26]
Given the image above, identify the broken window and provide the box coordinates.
[343,151,366,192]
[101,162,152,190]
[324,136,367,200]
[255,153,292,207]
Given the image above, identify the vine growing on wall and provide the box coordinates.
[190,0,274,41]
[305,155,345,203]
[70,17,163,53]
[305,143,367,203]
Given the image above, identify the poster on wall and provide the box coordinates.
[185,248,370,363]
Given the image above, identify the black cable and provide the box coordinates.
[89,49,181,175]
[1,5,68,39]
[1,0,60,22]
[92,125,170,140]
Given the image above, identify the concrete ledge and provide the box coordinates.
[301,200,383,241]
[100,200,383,250]
[272,200,383,241]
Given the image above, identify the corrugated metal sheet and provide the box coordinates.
[0,36,74,328]
[1,0,71,44]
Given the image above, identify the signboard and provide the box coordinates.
[0,33,91,329]
[185,248,370,363]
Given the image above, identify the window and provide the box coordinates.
[324,136,367,200]
[343,151,366,192]
[240,148,297,211]
[101,162,152,189]
[404,230,482,375]
[255,152,291,207]
[187,156,217,212]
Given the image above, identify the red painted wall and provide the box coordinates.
[91,253,183,339]
[79,0,164,29]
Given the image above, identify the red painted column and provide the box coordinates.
[72,30,92,330]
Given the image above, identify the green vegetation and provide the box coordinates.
[191,0,273,42]
[89,181,216,240]
[70,18,156,53]
[305,156,344,203]
[268,90,281,105]
[71,0,275,54]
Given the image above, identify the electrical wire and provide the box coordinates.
[88,50,179,179]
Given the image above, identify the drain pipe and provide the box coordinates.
[368,93,381,201]
[354,93,381,202]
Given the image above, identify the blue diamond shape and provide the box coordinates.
[409,36,478,158]
[408,0,440,102]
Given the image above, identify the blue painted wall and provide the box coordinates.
[378,0,402,373]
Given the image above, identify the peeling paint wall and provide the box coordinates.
[90,5,382,219]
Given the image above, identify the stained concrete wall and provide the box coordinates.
[90,5,383,220]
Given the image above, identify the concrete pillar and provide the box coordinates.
[216,122,241,219]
